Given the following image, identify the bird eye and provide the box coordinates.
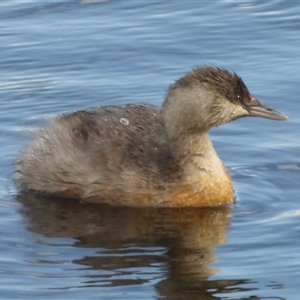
[243,96,258,106]
[248,97,256,104]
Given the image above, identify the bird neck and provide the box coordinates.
[171,132,230,183]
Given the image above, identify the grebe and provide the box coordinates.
[15,67,288,207]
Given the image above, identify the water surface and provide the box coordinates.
[1,1,299,299]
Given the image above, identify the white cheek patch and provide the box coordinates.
[219,101,249,125]
[231,104,249,119]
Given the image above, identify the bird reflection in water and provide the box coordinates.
[17,192,271,300]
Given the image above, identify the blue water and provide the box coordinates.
[1,1,300,299]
